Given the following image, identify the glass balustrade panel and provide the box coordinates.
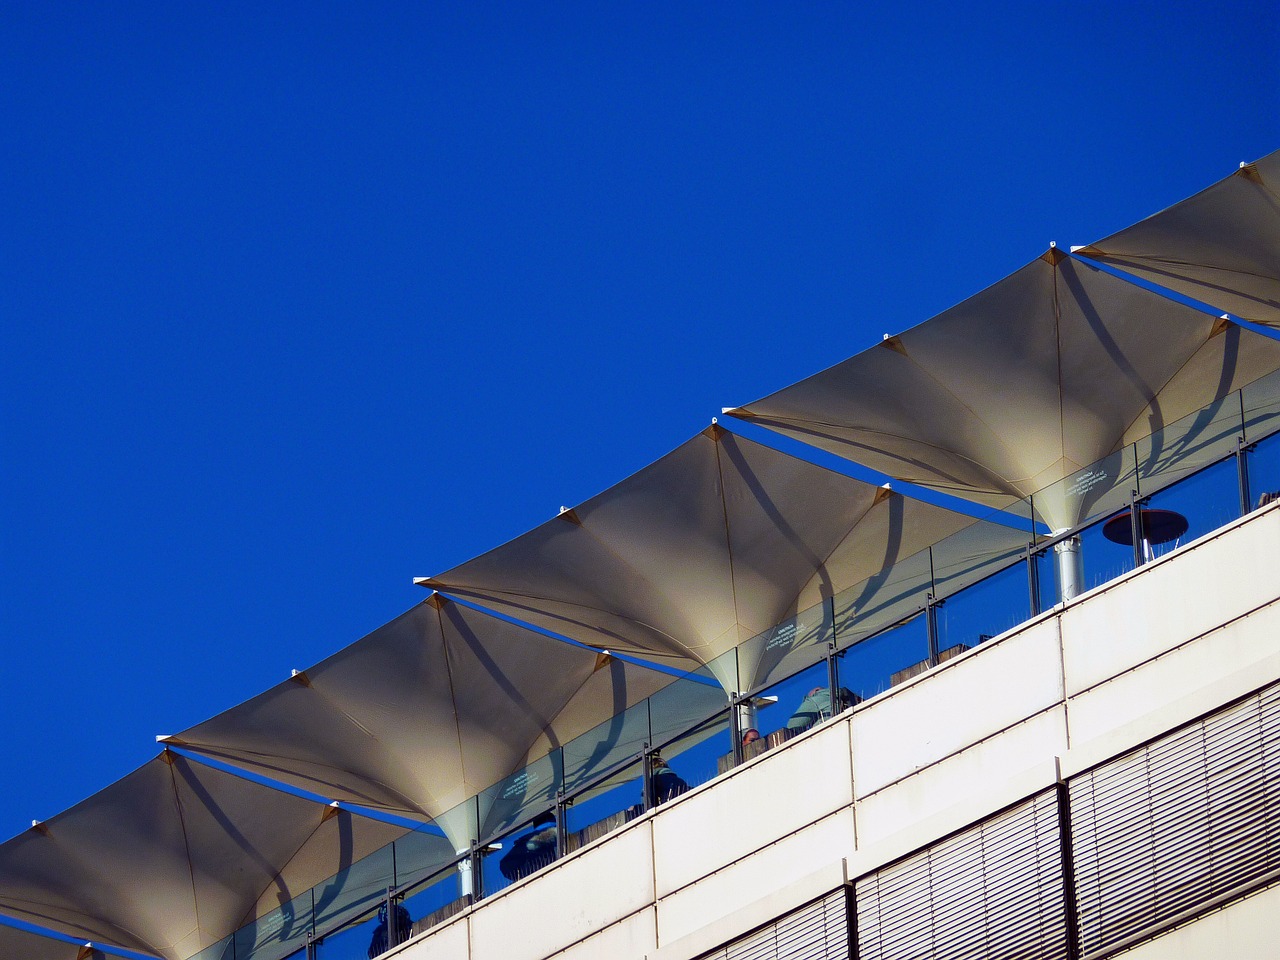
[309,838,396,950]
[397,858,467,937]
[835,613,930,702]
[475,751,561,848]
[561,757,645,855]
[935,557,1032,655]
[1243,366,1280,446]
[232,887,313,960]
[739,660,836,762]
[929,516,1033,606]
[1247,429,1280,510]
[654,708,732,791]
[645,662,731,760]
[1142,456,1240,558]
[831,548,933,651]
[482,809,561,896]
[735,598,833,695]
[1134,394,1244,503]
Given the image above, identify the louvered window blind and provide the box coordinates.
[1069,683,1280,957]
[697,888,850,960]
[855,789,1068,960]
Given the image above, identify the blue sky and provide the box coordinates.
[1,3,1276,840]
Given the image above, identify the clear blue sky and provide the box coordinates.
[1,3,1276,839]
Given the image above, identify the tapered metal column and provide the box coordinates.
[1054,535,1084,601]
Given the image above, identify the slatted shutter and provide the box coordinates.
[698,888,850,960]
[855,789,1068,960]
[1069,684,1280,956]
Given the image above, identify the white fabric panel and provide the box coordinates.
[171,600,683,843]
[727,253,1280,530]
[0,922,126,960]
[0,755,410,960]
[425,428,1027,692]
[1079,148,1280,329]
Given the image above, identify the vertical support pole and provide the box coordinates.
[455,850,473,901]
[554,790,568,861]
[1055,773,1083,960]
[642,743,657,811]
[304,931,317,960]
[925,545,940,666]
[1054,536,1084,602]
[1236,390,1252,517]
[925,595,940,667]
[468,841,485,903]
[1027,542,1042,616]
[384,886,398,948]
[1236,438,1253,517]
[1129,490,1145,568]
[729,695,744,767]
[826,639,839,714]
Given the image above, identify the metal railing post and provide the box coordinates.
[1236,437,1253,516]
[389,885,402,948]
[468,840,484,902]
[1027,542,1042,616]
[826,639,839,712]
[1129,490,1145,568]
[554,791,568,861]
[925,595,940,666]
[729,696,744,766]
[641,743,655,812]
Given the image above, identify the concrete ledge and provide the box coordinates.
[647,859,847,960]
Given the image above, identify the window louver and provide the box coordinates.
[1069,684,1280,957]
[698,888,851,960]
[855,789,1068,960]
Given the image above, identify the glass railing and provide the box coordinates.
[837,611,931,701]
[1249,430,1280,508]
[185,366,1280,960]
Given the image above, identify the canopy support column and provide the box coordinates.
[1054,536,1085,602]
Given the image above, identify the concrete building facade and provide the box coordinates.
[385,501,1280,960]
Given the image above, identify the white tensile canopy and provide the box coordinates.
[1077,149,1280,330]
[0,922,127,960]
[165,599,703,849]
[725,251,1280,531]
[419,427,1029,694]
[0,752,423,960]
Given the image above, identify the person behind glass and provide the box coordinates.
[786,686,858,734]
[649,751,689,806]
[367,900,412,958]
[498,811,558,882]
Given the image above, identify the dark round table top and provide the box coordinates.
[1102,508,1189,546]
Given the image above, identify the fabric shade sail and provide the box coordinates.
[166,599,689,849]
[0,922,127,960]
[419,426,1029,694]
[725,251,1280,531]
[0,752,416,960]
[1076,148,1280,330]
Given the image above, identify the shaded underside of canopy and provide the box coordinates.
[168,599,683,840]
[0,754,412,960]
[726,251,1280,530]
[0,921,127,960]
[421,426,1029,692]
[1077,148,1280,330]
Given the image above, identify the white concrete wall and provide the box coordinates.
[1112,881,1280,960]
[392,505,1280,960]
